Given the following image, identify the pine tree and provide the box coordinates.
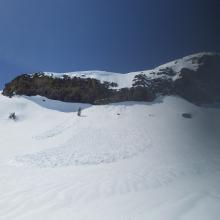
[77,107,81,116]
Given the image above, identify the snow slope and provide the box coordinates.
[43,52,214,88]
[0,93,220,220]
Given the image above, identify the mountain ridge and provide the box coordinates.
[2,52,220,105]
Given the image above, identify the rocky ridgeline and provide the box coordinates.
[2,73,154,104]
[2,53,220,105]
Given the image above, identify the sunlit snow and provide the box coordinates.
[0,91,220,219]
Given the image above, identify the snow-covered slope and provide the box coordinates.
[0,93,220,220]
[44,52,215,88]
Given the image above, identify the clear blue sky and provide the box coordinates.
[0,0,220,88]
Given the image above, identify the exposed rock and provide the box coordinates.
[173,54,220,104]
[2,53,220,105]
[182,113,192,119]
[2,73,153,104]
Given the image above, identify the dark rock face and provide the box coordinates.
[3,73,111,103]
[2,53,220,105]
[2,73,153,104]
[173,54,220,104]
[132,54,220,104]
[94,87,155,105]
[182,113,192,119]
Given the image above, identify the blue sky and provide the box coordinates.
[0,0,220,88]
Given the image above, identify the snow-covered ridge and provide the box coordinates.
[43,52,219,88]
[3,51,220,105]
[44,70,136,89]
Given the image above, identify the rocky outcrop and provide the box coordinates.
[131,53,220,105]
[2,53,220,105]
[2,73,153,104]
[173,54,220,104]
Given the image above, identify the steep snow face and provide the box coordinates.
[0,93,220,220]
[43,52,217,88]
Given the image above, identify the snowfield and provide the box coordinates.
[0,92,220,220]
